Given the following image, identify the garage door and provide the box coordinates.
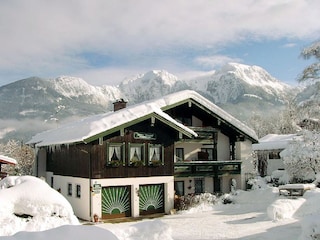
[101,186,131,219]
[139,184,164,215]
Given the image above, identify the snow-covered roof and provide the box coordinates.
[28,90,258,147]
[252,134,299,151]
[0,155,17,165]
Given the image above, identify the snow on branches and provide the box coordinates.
[299,40,320,82]
[280,130,320,182]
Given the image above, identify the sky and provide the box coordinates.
[1,0,320,87]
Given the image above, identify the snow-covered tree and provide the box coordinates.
[280,130,320,182]
[298,40,320,83]
[0,140,34,175]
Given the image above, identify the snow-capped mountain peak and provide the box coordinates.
[122,70,178,86]
[118,70,187,103]
[218,63,288,90]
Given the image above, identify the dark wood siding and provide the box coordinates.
[46,119,177,179]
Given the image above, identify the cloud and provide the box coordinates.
[283,43,298,48]
[0,0,320,86]
[194,55,243,69]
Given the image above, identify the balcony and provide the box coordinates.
[174,160,241,177]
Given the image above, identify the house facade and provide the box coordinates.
[28,90,258,221]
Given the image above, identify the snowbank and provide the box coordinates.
[0,225,118,240]
[105,220,173,240]
[267,198,306,221]
[0,176,79,236]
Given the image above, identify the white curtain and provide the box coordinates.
[130,146,141,161]
[150,146,160,161]
[109,146,121,161]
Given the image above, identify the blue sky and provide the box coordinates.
[0,0,319,87]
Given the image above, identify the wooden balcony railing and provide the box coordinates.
[174,160,241,177]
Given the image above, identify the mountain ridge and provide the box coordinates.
[0,63,312,142]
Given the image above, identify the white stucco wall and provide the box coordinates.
[236,139,255,190]
[45,175,174,221]
[46,174,91,221]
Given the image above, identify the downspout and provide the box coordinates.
[89,148,92,220]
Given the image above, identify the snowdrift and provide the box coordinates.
[0,176,79,236]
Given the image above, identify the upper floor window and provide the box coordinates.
[129,143,145,166]
[200,148,214,161]
[175,148,184,162]
[148,144,164,166]
[106,143,125,167]
[269,151,281,159]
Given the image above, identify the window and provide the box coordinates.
[50,177,54,188]
[106,143,125,167]
[148,144,164,166]
[174,181,185,196]
[67,183,72,196]
[194,178,204,194]
[76,184,81,198]
[269,151,281,159]
[129,143,145,166]
[175,148,184,162]
[200,148,214,160]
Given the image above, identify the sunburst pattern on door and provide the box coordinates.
[139,184,164,211]
[101,186,130,215]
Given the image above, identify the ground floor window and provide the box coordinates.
[194,178,204,194]
[67,183,72,196]
[174,181,185,196]
[76,184,81,198]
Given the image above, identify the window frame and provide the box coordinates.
[106,142,125,167]
[175,148,184,162]
[76,184,81,198]
[67,183,72,196]
[128,143,145,166]
[148,144,164,166]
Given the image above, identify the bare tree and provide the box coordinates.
[0,140,34,176]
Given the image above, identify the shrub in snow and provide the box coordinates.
[175,193,221,211]
[0,175,79,236]
[247,176,268,190]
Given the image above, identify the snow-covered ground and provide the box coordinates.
[1,176,320,239]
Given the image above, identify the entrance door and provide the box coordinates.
[101,186,131,219]
[139,184,164,215]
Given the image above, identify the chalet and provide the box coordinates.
[28,90,258,221]
[0,155,17,179]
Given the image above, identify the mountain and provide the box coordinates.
[0,64,309,142]
[187,63,298,121]
[118,70,189,103]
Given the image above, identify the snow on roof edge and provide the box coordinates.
[0,155,17,165]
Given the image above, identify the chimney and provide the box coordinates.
[113,99,127,111]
